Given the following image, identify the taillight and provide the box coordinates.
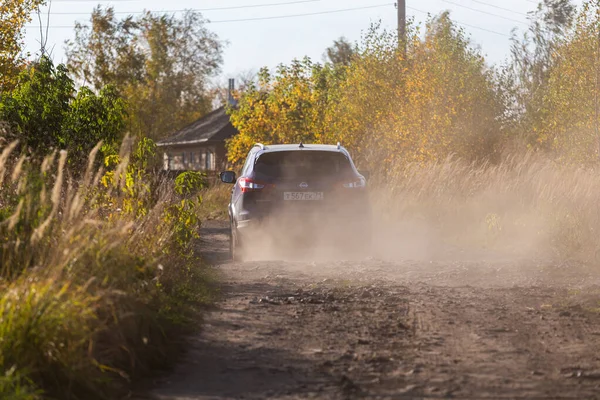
[238,177,266,193]
[342,176,366,189]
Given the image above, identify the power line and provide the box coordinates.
[43,0,321,15]
[441,0,528,26]
[467,0,530,17]
[208,3,393,23]
[28,2,513,38]
[26,3,393,28]
[407,5,511,37]
[452,19,511,37]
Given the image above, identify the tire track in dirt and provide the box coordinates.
[405,285,600,398]
[145,221,600,399]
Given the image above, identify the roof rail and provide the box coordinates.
[337,142,341,150]
[254,143,265,150]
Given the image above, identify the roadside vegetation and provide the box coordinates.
[0,135,216,399]
[1,2,224,398]
[195,183,232,221]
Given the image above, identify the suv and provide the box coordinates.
[220,143,371,261]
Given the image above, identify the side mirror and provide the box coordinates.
[359,170,370,181]
[220,171,236,184]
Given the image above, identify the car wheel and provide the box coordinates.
[230,223,244,262]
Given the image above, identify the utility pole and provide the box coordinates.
[596,25,600,161]
[397,1,406,55]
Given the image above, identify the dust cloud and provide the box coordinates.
[234,156,600,288]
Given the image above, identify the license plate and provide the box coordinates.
[284,192,324,201]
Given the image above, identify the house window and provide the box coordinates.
[206,151,214,170]
[182,152,186,165]
[167,153,174,170]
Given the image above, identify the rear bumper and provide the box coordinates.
[234,206,371,237]
[234,192,370,236]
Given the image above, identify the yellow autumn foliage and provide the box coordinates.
[0,0,46,90]
[227,14,502,174]
[539,1,600,165]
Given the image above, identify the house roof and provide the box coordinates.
[156,106,238,147]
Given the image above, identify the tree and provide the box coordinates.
[228,16,502,171]
[66,7,223,141]
[537,1,600,164]
[0,0,46,90]
[227,58,344,165]
[0,56,126,163]
[499,0,575,142]
[324,37,355,66]
[344,14,502,166]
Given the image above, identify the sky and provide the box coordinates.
[23,0,585,83]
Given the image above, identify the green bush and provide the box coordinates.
[0,57,126,164]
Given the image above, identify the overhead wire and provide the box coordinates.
[407,5,511,37]
[26,3,393,28]
[467,0,530,17]
[205,3,394,23]
[441,0,528,26]
[28,2,514,38]
[41,0,322,15]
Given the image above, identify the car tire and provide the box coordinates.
[230,222,244,262]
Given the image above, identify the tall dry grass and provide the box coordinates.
[375,152,600,262]
[0,140,214,399]
[196,183,231,221]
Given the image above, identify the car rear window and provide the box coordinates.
[254,151,353,179]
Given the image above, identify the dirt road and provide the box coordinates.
[150,221,600,399]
